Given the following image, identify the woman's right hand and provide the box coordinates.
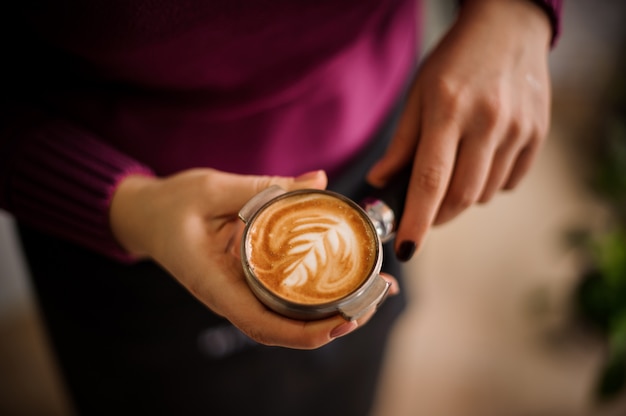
[109,168,398,349]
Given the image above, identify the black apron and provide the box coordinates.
[17,87,411,416]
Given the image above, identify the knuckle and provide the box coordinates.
[415,165,446,194]
[238,322,272,346]
[434,77,458,100]
[477,94,503,130]
[432,77,464,113]
[231,319,273,346]
[446,189,476,212]
[483,93,503,114]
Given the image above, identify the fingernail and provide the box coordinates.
[396,240,416,262]
[330,321,358,339]
[295,170,321,183]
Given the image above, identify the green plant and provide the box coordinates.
[573,47,626,399]
[576,230,626,398]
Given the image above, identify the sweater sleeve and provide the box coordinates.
[0,4,156,263]
[0,116,155,263]
[531,0,563,47]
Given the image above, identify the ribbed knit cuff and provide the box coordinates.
[529,0,563,47]
[5,121,155,263]
[457,0,563,47]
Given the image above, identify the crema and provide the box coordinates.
[245,192,377,305]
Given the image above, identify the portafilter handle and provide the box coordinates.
[359,164,412,244]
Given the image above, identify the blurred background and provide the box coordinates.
[2,1,626,415]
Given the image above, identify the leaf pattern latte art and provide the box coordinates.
[281,216,354,292]
[246,192,376,304]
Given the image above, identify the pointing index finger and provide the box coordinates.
[395,122,459,260]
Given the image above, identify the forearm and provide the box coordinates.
[1,117,155,262]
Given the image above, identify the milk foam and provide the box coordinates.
[281,215,355,290]
[246,192,376,304]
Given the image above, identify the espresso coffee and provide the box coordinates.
[244,191,378,305]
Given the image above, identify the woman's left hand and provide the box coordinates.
[368,0,554,261]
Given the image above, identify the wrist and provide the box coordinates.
[459,0,552,50]
[109,173,160,260]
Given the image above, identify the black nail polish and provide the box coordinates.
[396,241,416,262]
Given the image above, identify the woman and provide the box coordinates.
[0,0,562,414]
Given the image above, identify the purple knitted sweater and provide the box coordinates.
[0,0,562,261]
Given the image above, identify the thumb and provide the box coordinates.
[218,170,328,212]
[251,170,328,194]
[287,170,328,192]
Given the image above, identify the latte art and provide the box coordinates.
[246,192,377,305]
[281,215,354,289]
